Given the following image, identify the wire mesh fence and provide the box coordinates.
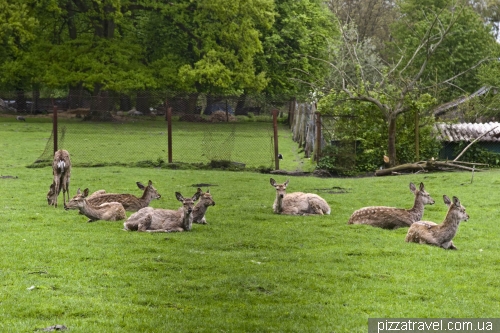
[0,90,291,170]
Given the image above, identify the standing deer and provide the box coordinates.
[192,188,215,224]
[405,195,469,250]
[47,149,71,208]
[123,190,201,232]
[270,178,331,215]
[348,182,435,229]
[86,180,161,212]
[64,188,126,222]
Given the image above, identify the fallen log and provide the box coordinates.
[375,160,487,176]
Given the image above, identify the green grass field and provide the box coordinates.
[0,118,499,332]
[6,115,305,172]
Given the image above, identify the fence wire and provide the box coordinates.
[0,90,287,170]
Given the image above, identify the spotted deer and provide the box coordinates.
[405,195,469,250]
[123,190,201,232]
[270,178,331,215]
[86,180,161,212]
[348,182,435,229]
[64,188,126,222]
[47,149,71,208]
[193,188,215,224]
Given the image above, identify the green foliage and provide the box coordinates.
[389,0,499,103]
[258,0,338,98]
[317,90,441,175]
[0,0,339,99]
[453,142,500,167]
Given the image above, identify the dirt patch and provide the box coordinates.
[191,183,218,187]
[315,186,350,194]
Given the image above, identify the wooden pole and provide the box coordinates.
[167,106,172,163]
[415,110,420,161]
[53,105,58,153]
[315,111,322,162]
[273,109,279,170]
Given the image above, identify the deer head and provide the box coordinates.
[270,178,289,199]
[443,195,469,222]
[64,188,89,210]
[175,190,202,216]
[138,180,161,200]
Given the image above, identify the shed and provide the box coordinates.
[434,122,500,159]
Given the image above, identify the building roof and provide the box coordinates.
[434,122,500,142]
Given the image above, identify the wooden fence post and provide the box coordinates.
[315,111,321,162]
[273,109,279,170]
[167,106,172,163]
[53,105,58,154]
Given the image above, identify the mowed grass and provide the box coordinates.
[1,119,500,332]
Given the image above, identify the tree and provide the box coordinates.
[319,0,498,167]
[326,0,397,49]
[256,0,338,99]
[0,0,39,111]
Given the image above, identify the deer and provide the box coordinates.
[348,182,435,229]
[123,190,201,232]
[270,178,331,215]
[192,188,216,224]
[64,188,127,222]
[405,195,469,250]
[86,180,161,212]
[47,149,71,208]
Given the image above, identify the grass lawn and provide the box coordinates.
[0,118,499,332]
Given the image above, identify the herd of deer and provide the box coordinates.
[46,149,469,249]
[46,150,215,232]
[269,178,469,250]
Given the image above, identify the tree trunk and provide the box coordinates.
[67,82,85,109]
[32,84,40,114]
[85,85,113,121]
[387,115,397,167]
[15,89,27,113]
[136,90,150,114]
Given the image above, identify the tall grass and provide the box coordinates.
[0,118,499,332]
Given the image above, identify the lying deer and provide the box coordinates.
[123,190,201,232]
[47,149,71,208]
[193,188,215,224]
[86,180,161,212]
[64,188,126,222]
[405,195,469,250]
[348,182,435,229]
[270,178,331,215]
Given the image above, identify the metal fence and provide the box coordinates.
[0,90,293,170]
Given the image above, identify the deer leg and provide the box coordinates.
[137,214,153,232]
[442,241,457,250]
[310,202,324,215]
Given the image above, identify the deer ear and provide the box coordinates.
[419,182,425,191]
[175,192,184,202]
[148,180,153,186]
[453,196,460,206]
[136,182,145,190]
[206,188,210,194]
[409,182,417,192]
[284,179,289,186]
[270,178,276,186]
[83,188,89,197]
[77,188,81,195]
[192,191,201,201]
[443,195,451,206]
